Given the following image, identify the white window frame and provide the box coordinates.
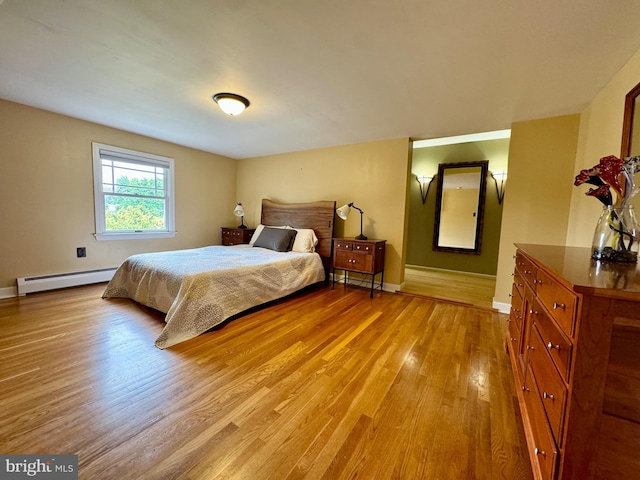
[92,142,176,241]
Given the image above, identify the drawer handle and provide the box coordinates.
[534,447,546,457]
[553,302,566,310]
[543,391,555,401]
[547,342,561,351]
[521,385,530,392]
[526,345,535,351]
[510,337,517,342]
[536,280,542,285]
[525,270,532,274]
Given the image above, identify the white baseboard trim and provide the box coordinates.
[0,286,18,299]
[493,300,511,314]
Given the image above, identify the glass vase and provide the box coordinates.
[591,205,639,262]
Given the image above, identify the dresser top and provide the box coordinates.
[516,243,640,300]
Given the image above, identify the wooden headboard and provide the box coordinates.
[261,199,336,270]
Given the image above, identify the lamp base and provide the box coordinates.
[355,234,368,240]
[237,224,247,229]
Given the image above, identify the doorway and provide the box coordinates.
[404,131,510,308]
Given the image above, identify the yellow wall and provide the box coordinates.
[236,138,412,288]
[493,114,581,306]
[0,99,237,289]
[567,48,640,245]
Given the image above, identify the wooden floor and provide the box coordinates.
[0,283,531,480]
[402,267,497,310]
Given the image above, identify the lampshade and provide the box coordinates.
[336,202,367,240]
[213,93,250,116]
[233,203,245,217]
[336,204,351,220]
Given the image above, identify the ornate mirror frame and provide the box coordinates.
[432,160,489,255]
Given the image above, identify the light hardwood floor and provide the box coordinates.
[0,283,531,480]
[402,267,497,310]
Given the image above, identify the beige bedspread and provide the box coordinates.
[102,245,325,348]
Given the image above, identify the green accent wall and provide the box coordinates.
[407,138,510,275]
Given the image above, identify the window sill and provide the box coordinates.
[95,231,176,241]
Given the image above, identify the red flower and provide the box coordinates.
[596,155,624,197]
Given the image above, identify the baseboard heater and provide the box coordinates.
[17,268,117,296]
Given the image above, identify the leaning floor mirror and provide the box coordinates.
[432,160,488,254]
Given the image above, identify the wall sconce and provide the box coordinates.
[491,172,507,204]
[336,202,367,240]
[416,175,434,204]
[233,202,247,228]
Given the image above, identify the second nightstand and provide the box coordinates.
[332,238,386,298]
[221,227,255,246]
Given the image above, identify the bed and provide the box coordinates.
[102,199,336,348]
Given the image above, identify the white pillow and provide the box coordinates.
[289,228,318,253]
[249,224,288,245]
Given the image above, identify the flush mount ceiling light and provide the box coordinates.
[212,92,250,116]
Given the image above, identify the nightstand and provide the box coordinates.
[332,238,386,298]
[221,227,255,246]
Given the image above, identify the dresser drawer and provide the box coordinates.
[523,364,559,480]
[536,268,578,337]
[510,285,524,331]
[508,312,521,351]
[529,326,568,445]
[532,298,573,382]
[516,252,538,290]
[512,270,525,299]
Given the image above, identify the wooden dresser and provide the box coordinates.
[507,244,640,480]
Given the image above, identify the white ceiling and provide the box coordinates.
[2,1,640,159]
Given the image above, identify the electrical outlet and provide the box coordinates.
[77,247,86,258]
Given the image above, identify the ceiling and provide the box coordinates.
[2,1,640,160]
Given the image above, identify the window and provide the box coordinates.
[92,142,175,240]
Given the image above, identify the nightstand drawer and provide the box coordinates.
[335,240,355,251]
